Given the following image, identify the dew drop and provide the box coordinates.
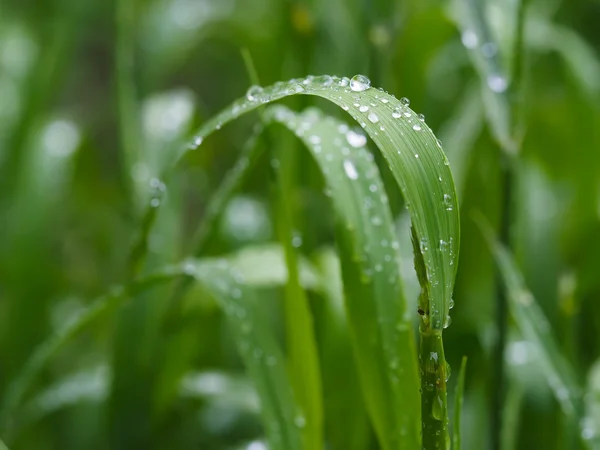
[294,415,306,428]
[193,136,203,147]
[418,113,425,121]
[432,395,444,420]
[412,124,422,131]
[343,159,359,180]
[339,77,350,87]
[400,97,410,106]
[461,29,478,49]
[246,85,263,101]
[392,108,402,119]
[487,74,508,93]
[359,105,369,112]
[150,198,160,208]
[346,130,367,147]
[380,98,389,104]
[350,74,371,92]
[286,83,305,95]
[371,216,382,226]
[367,112,379,123]
[443,193,453,210]
[481,42,497,58]
[443,315,452,328]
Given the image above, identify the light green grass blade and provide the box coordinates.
[265,104,421,448]
[313,248,370,450]
[584,361,600,443]
[184,258,302,450]
[475,213,600,450]
[268,125,324,450]
[225,243,322,290]
[453,356,468,450]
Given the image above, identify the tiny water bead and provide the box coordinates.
[400,97,410,106]
[359,105,369,112]
[418,113,425,121]
[350,74,371,92]
[392,108,402,119]
[412,124,422,131]
[343,159,359,180]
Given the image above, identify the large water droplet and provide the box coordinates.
[350,74,371,92]
[432,395,444,421]
[367,112,379,123]
[392,108,402,119]
[246,85,263,101]
[343,159,359,180]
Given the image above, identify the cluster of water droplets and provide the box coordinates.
[185,73,446,156]
[148,177,167,208]
[460,28,508,93]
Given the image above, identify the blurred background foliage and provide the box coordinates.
[0,0,599,449]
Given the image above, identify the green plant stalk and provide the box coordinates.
[272,135,323,450]
[453,356,468,450]
[420,329,450,450]
[116,0,141,214]
[412,226,450,449]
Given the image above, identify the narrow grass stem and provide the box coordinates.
[420,328,450,450]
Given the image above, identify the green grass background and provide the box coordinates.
[0,0,599,449]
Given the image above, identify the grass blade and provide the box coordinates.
[450,0,517,153]
[1,258,303,450]
[453,356,468,450]
[313,248,370,450]
[184,258,302,450]
[185,75,460,332]
[264,105,421,449]
[271,131,324,450]
[163,75,460,448]
[474,213,600,449]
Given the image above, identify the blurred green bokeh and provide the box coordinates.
[0,0,599,449]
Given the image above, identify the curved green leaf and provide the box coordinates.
[264,104,420,448]
[179,76,460,331]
